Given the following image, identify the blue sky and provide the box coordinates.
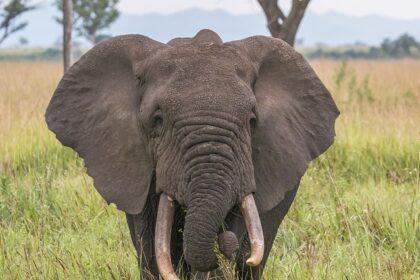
[3,0,418,47]
[117,0,420,20]
[30,0,420,20]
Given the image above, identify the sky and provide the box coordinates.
[6,0,417,47]
[118,0,420,20]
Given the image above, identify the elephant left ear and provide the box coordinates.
[229,36,340,213]
[45,35,166,215]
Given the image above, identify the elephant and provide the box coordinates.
[45,29,339,279]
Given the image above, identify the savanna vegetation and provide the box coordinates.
[306,34,420,59]
[0,59,418,279]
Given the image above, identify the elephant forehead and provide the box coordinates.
[146,44,256,116]
[155,79,255,121]
[149,43,254,79]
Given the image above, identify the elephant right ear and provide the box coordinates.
[46,35,166,214]
[229,36,339,213]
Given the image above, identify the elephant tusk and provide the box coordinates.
[240,194,264,267]
[155,193,180,280]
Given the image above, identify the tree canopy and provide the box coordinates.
[306,34,420,59]
[56,0,119,45]
[0,0,35,45]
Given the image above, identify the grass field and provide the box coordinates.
[0,59,419,279]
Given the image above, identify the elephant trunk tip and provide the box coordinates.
[218,231,239,259]
[183,239,219,272]
[183,197,234,272]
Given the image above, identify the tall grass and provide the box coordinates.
[0,60,419,279]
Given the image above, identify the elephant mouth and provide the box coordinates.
[154,193,264,280]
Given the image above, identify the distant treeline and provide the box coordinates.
[0,48,85,61]
[1,33,420,61]
[0,48,61,61]
[306,34,420,59]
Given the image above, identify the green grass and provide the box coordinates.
[0,60,419,279]
[0,125,138,279]
[266,136,419,279]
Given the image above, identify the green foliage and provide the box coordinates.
[0,47,85,61]
[95,33,111,43]
[307,33,420,59]
[0,126,138,279]
[380,34,420,58]
[55,0,119,44]
[333,61,347,91]
[334,61,374,105]
[265,129,420,279]
[0,0,35,45]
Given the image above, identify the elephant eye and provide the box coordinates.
[150,110,164,137]
[152,113,163,128]
[249,114,257,134]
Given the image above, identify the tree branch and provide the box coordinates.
[258,0,284,37]
[0,0,35,45]
[257,0,311,46]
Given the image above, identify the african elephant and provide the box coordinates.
[46,29,339,279]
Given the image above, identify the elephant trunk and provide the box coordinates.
[178,120,243,271]
[183,177,235,271]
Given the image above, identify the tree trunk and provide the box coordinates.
[63,0,72,72]
[258,0,310,46]
[90,33,96,45]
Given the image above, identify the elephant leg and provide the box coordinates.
[126,210,158,279]
[170,206,191,278]
[125,178,160,279]
[127,190,189,280]
[227,187,299,280]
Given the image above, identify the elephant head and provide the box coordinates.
[46,30,339,277]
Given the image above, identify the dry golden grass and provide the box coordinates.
[312,59,420,140]
[0,61,61,128]
[1,59,418,139]
[0,62,61,164]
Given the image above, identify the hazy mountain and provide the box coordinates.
[2,5,420,47]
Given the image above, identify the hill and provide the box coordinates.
[1,5,420,47]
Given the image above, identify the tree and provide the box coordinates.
[56,0,119,45]
[63,0,72,72]
[380,34,420,58]
[75,0,119,44]
[0,0,35,45]
[94,33,111,43]
[18,35,27,45]
[257,0,310,46]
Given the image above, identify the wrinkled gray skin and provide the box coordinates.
[46,30,339,279]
